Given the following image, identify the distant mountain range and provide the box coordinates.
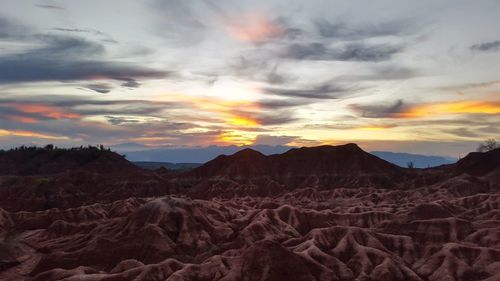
[113,143,457,168]
[132,161,202,170]
[113,144,292,163]
[371,151,456,168]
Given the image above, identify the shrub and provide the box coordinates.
[477,139,499,152]
[36,178,50,186]
[1,176,19,187]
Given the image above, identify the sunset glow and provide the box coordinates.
[223,12,284,43]
[0,1,499,157]
[400,101,500,118]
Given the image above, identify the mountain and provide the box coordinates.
[110,142,149,152]
[114,143,457,168]
[451,147,500,177]
[191,144,402,178]
[183,144,407,196]
[116,144,293,163]
[371,151,456,168]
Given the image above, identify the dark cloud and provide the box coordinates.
[105,116,141,125]
[258,99,313,109]
[253,134,297,146]
[0,16,30,39]
[438,80,500,91]
[445,128,480,138]
[121,79,140,88]
[84,83,113,94]
[350,99,405,118]
[340,65,420,81]
[283,42,402,62]
[228,55,295,85]
[35,4,65,10]
[262,83,351,99]
[470,40,500,52]
[0,34,170,84]
[265,64,294,85]
[51,28,118,44]
[256,113,298,125]
[315,19,417,40]
[0,97,179,122]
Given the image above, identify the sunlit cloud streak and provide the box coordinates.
[351,100,500,119]
[0,129,68,140]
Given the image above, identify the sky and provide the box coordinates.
[0,0,499,157]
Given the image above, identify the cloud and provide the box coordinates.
[470,40,500,52]
[257,99,313,109]
[438,80,500,91]
[149,0,208,45]
[445,128,480,138]
[255,112,298,125]
[105,116,141,125]
[401,101,500,118]
[121,79,140,88]
[222,12,289,44]
[0,128,68,140]
[253,134,296,146]
[84,83,114,94]
[228,55,295,85]
[315,19,417,40]
[343,65,420,81]
[350,100,405,118]
[351,100,500,119]
[262,83,351,99]
[0,102,81,123]
[0,16,30,39]
[0,97,179,124]
[51,27,118,44]
[283,42,402,62]
[0,34,170,84]
[35,4,65,10]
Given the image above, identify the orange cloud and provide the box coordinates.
[357,125,395,131]
[6,115,39,123]
[157,93,262,146]
[400,101,500,118]
[218,131,256,145]
[3,103,81,121]
[0,129,68,140]
[223,12,284,43]
[163,94,261,128]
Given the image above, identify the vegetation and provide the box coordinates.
[1,176,19,187]
[0,144,114,161]
[35,178,50,186]
[0,145,121,176]
[477,139,499,152]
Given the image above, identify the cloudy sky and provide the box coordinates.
[0,0,499,156]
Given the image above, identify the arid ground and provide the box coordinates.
[1,144,500,281]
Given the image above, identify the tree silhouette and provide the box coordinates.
[477,139,499,152]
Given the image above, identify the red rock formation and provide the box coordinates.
[0,144,499,280]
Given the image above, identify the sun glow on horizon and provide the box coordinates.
[400,101,500,118]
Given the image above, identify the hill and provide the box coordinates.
[0,145,138,176]
[0,146,171,211]
[182,144,408,196]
